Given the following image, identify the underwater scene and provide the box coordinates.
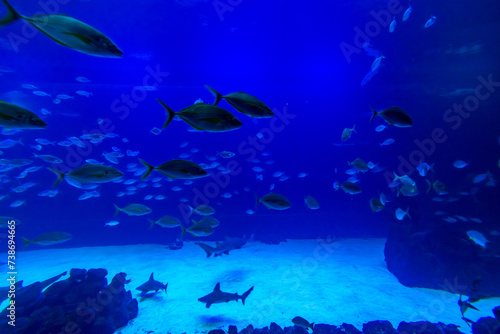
[1,0,500,333]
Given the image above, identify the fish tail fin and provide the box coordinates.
[241,286,254,305]
[195,242,215,258]
[425,179,432,193]
[48,168,65,187]
[310,323,315,331]
[352,124,356,133]
[188,205,193,217]
[0,0,22,26]
[180,225,186,239]
[148,218,155,230]
[205,85,223,106]
[406,207,412,220]
[139,158,154,180]
[369,105,378,122]
[113,204,121,217]
[254,193,260,209]
[22,237,30,250]
[157,99,176,129]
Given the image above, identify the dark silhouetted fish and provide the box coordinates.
[136,273,167,297]
[0,100,47,129]
[198,283,253,308]
[195,236,250,257]
[205,85,274,118]
[369,105,413,127]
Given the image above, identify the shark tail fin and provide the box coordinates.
[157,98,176,129]
[195,242,215,258]
[205,85,223,106]
[0,0,22,27]
[48,168,65,187]
[180,225,186,239]
[310,323,315,331]
[241,286,254,305]
[22,237,30,250]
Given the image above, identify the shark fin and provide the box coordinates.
[213,283,221,292]
[149,273,154,281]
[206,303,211,308]
[241,286,254,305]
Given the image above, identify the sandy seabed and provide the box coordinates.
[1,238,498,334]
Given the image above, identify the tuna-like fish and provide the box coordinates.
[136,273,167,297]
[48,164,123,187]
[369,105,413,127]
[256,192,291,210]
[22,232,72,249]
[114,203,152,217]
[0,0,123,57]
[157,99,242,132]
[139,159,207,180]
[341,125,356,141]
[0,100,47,129]
[198,283,253,308]
[206,85,274,118]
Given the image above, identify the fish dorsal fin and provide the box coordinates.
[149,273,154,281]
[213,283,221,292]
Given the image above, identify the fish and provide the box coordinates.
[0,138,23,148]
[205,85,274,118]
[76,76,91,83]
[379,138,395,147]
[459,295,480,316]
[181,220,214,238]
[139,159,207,180]
[341,125,356,141]
[424,16,437,28]
[371,53,385,71]
[198,283,253,308]
[361,68,379,86]
[48,164,123,187]
[370,197,385,212]
[304,195,320,210]
[0,216,21,228]
[395,207,411,221]
[389,16,396,32]
[114,203,152,217]
[340,181,362,194]
[256,192,291,210]
[0,0,123,57]
[195,236,250,257]
[402,6,412,21]
[466,230,488,249]
[76,90,92,97]
[349,158,369,172]
[104,220,120,227]
[398,182,419,197]
[22,232,72,249]
[193,216,220,228]
[369,105,413,127]
[0,100,47,129]
[375,125,387,132]
[190,204,216,216]
[148,215,182,229]
[416,162,433,177]
[453,160,468,168]
[135,273,167,297]
[292,316,314,331]
[426,180,448,195]
[218,151,235,158]
[157,99,242,132]
[33,153,63,164]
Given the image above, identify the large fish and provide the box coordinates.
[157,99,242,132]
[139,158,207,180]
[22,232,72,249]
[0,100,46,129]
[256,192,291,210]
[48,164,123,187]
[369,105,413,127]
[136,273,167,297]
[0,0,122,57]
[205,85,274,118]
[198,283,253,308]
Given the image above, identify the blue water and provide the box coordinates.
[1,0,500,248]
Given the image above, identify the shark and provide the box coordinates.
[195,235,251,258]
[135,272,168,297]
[198,282,253,308]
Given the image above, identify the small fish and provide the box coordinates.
[22,232,72,249]
[402,6,412,21]
[33,91,51,97]
[35,138,56,145]
[453,160,468,168]
[395,207,411,221]
[190,205,216,216]
[371,54,385,71]
[375,125,387,132]
[0,0,123,57]
[424,16,437,28]
[76,90,92,97]
[379,138,395,147]
[340,181,361,194]
[389,16,396,32]
[370,197,384,212]
[21,83,37,90]
[10,200,26,207]
[52,98,61,104]
[443,216,458,223]
[114,203,152,217]
[0,100,47,129]
[304,195,319,210]
[218,151,235,158]
[361,68,379,86]
[150,127,162,135]
[149,216,182,229]
[56,94,74,100]
[472,173,488,184]
[105,220,119,227]
[426,180,448,195]
[292,316,314,331]
[466,230,488,249]
[205,85,274,118]
[416,162,433,177]
[76,76,91,83]
[33,153,63,164]
[349,158,369,172]
[369,105,413,127]
[297,172,308,178]
[181,220,214,238]
[256,192,291,210]
[341,125,356,141]
[0,138,23,148]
